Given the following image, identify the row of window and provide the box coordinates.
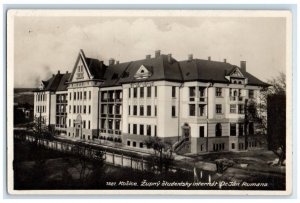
[68,119,91,129]
[101,104,121,115]
[36,105,46,113]
[69,105,91,114]
[189,86,206,97]
[36,93,47,102]
[101,119,121,130]
[56,94,67,103]
[69,91,92,101]
[128,123,157,137]
[129,105,155,117]
[188,104,245,116]
[56,104,67,113]
[129,86,157,98]
[127,140,144,148]
[189,87,254,98]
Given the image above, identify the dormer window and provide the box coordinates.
[134,65,152,79]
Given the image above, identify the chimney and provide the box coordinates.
[146,54,151,59]
[240,61,246,72]
[167,54,172,63]
[208,56,211,61]
[116,61,119,64]
[66,71,68,74]
[57,70,60,74]
[188,54,193,61]
[109,58,115,66]
[155,50,161,58]
[224,59,227,63]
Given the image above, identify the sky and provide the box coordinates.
[13,13,287,88]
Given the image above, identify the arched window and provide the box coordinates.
[233,90,237,97]
[216,123,222,137]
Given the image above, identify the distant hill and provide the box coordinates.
[14,88,37,106]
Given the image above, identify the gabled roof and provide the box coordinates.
[69,49,107,82]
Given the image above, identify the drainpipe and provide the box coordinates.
[178,83,184,142]
[206,82,213,152]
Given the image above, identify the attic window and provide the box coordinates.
[134,65,152,79]
[112,73,118,80]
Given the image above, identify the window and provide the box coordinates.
[199,87,205,97]
[155,86,157,97]
[147,105,151,116]
[74,92,76,100]
[238,104,244,114]
[133,105,137,115]
[77,92,80,100]
[147,125,151,136]
[199,126,205,137]
[140,87,144,98]
[133,141,136,147]
[108,120,113,129]
[115,105,120,114]
[83,105,86,114]
[230,104,236,113]
[189,87,195,97]
[216,123,222,137]
[230,123,236,136]
[133,124,137,134]
[89,105,91,114]
[172,106,176,117]
[216,88,222,97]
[199,105,205,116]
[73,106,76,113]
[69,119,71,127]
[128,124,131,133]
[216,104,222,114]
[189,104,195,116]
[89,91,91,100]
[172,86,176,98]
[249,90,254,99]
[128,106,131,115]
[84,91,86,100]
[147,86,151,97]
[115,120,120,130]
[155,105,157,116]
[154,125,157,137]
[140,124,144,135]
[140,106,144,116]
[128,88,131,98]
[69,93,72,101]
[83,120,86,128]
[133,88,137,98]
[127,140,131,146]
[232,143,235,149]
[88,121,90,129]
[238,123,244,136]
[80,92,82,100]
[139,143,144,148]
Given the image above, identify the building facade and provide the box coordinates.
[34,49,268,154]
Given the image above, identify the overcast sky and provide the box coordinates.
[13,13,287,87]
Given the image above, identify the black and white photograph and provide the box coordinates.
[6,9,292,195]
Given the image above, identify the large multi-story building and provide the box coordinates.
[34,49,268,154]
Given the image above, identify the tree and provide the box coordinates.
[246,72,286,165]
[145,137,174,173]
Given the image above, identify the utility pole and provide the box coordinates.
[244,99,249,150]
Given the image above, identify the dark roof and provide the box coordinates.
[85,57,107,80]
[115,54,183,85]
[56,73,71,91]
[179,59,268,86]
[38,51,268,91]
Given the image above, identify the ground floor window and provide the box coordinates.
[133,141,136,147]
[232,143,235,149]
[127,140,130,146]
[213,143,225,151]
[139,142,144,148]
